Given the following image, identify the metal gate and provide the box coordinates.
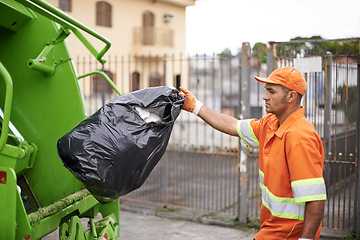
[125,54,243,219]
[268,38,360,231]
[77,38,360,233]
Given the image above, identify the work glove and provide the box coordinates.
[179,86,203,115]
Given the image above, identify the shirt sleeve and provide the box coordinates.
[236,119,259,148]
[287,134,327,203]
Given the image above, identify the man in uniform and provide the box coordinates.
[179,66,327,240]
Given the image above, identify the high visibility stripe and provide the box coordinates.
[259,169,305,220]
[291,178,327,203]
[291,177,325,187]
[259,169,264,185]
[260,183,305,220]
[295,194,327,203]
[292,184,326,198]
[237,120,259,148]
[259,170,326,220]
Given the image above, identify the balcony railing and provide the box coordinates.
[133,27,173,47]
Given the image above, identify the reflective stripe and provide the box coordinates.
[260,169,305,220]
[259,169,264,185]
[291,177,325,187]
[292,178,327,202]
[292,183,326,198]
[261,198,305,221]
[237,120,259,148]
[259,173,326,220]
[260,183,305,220]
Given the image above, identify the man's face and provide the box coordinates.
[262,83,288,115]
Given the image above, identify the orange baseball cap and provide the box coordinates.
[254,66,307,95]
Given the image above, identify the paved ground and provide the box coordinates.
[45,198,257,239]
[119,199,344,240]
[45,198,345,239]
[119,198,258,239]
[120,210,256,240]
[44,209,256,240]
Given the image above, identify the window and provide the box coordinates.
[132,72,140,91]
[59,0,71,12]
[96,1,112,27]
[149,73,162,87]
[91,71,115,94]
[142,11,154,45]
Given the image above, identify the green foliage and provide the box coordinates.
[341,231,360,240]
[248,191,261,199]
[246,220,261,229]
[252,42,267,64]
[218,48,233,57]
[292,35,322,41]
[251,36,359,65]
[276,36,359,56]
[156,205,177,212]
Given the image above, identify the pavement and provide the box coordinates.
[119,199,345,240]
[44,198,346,239]
[44,198,257,239]
[120,210,256,240]
[119,198,257,239]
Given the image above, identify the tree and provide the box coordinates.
[252,42,267,64]
[276,36,359,56]
[218,48,233,57]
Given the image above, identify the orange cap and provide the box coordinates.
[254,66,307,95]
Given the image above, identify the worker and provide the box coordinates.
[179,66,327,240]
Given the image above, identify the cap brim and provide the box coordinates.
[254,76,278,84]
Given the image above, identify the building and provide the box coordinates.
[46,0,195,98]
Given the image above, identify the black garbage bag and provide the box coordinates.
[57,86,184,202]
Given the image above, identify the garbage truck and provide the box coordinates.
[0,0,121,239]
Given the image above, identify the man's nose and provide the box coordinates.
[263,93,269,101]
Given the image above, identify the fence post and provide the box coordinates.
[267,42,276,75]
[324,54,332,156]
[238,42,251,224]
[356,61,360,232]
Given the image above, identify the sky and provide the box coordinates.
[185,0,360,54]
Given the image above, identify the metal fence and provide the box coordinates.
[271,40,360,231]
[76,39,360,233]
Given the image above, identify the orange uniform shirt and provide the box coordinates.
[237,108,327,240]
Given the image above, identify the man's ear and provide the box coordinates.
[288,91,298,103]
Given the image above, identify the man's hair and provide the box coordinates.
[282,86,303,104]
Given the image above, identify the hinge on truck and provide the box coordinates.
[27,27,71,76]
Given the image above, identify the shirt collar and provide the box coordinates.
[275,107,304,138]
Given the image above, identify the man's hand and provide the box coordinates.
[179,86,202,114]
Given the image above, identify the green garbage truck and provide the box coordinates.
[0,0,121,239]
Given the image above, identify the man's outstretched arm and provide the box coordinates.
[198,105,238,136]
[180,86,238,136]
